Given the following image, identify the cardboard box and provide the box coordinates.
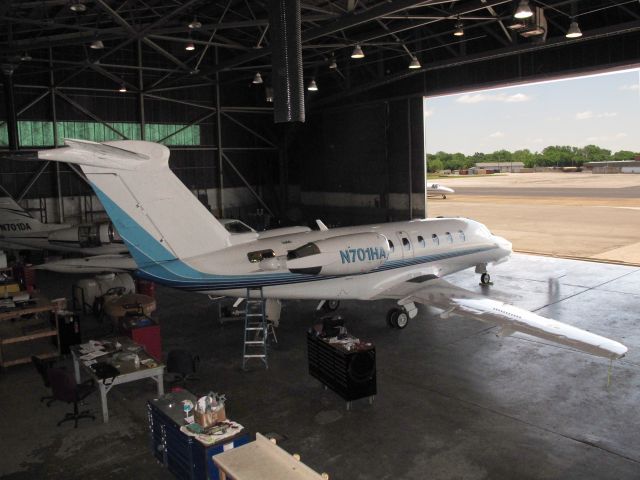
[194,405,226,427]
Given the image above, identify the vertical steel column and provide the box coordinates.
[279,125,288,214]
[407,98,413,219]
[138,40,146,140]
[422,97,428,218]
[50,48,64,223]
[215,47,224,217]
[1,65,19,150]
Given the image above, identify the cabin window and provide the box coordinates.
[388,240,395,252]
[417,235,425,248]
[445,232,453,243]
[247,249,275,263]
[458,230,466,242]
[432,234,439,246]
[402,237,411,251]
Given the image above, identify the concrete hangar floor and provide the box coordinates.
[0,254,639,480]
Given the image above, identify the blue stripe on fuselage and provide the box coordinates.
[92,183,496,291]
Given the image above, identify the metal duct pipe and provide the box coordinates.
[269,0,304,123]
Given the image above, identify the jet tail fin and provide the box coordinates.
[0,195,48,230]
[38,139,231,268]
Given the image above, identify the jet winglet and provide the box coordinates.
[316,219,329,231]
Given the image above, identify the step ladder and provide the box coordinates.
[242,287,269,370]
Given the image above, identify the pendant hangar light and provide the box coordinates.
[453,20,464,37]
[307,79,318,91]
[188,17,202,29]
[252,72,263,84]
[69,1,86,12]
[118,84,127,93]
[514,0,534,19]
[185,40,195,51]
[351,44,365,59]
[565,19,582,38]
[408,57,421,69]
[90,39,104,49]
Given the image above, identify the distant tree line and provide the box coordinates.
[426,145,639,173]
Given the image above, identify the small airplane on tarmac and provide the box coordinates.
[427,183,454,199]
[0,194,127,256]
[37,139,627,360]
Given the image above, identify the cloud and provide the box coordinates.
[456,92,531,104]
[505,93,530,103]
[586,132,628,142]
[489,131,505,138]
[575,111,617,120]
[619,84,640,91]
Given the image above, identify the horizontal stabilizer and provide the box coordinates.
[39,139,151,171]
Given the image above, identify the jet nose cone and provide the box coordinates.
[495,236,513,254]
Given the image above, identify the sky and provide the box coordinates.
[423,68,640,155]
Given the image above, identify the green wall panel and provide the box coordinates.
[1,120,200,147]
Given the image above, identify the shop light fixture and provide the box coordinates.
[514,0,533,19]
[307,79,318,91]
[69,1,86,12]
[252,72,263,84]
[351,44,364,59]
[565,20,582,38]
[408,57,421,69]
[188,17,202,29]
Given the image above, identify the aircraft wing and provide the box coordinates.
[34,254,137,273]
[376,278,627,360]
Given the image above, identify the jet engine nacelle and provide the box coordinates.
[48,222,122,248]
[287,232,390,275]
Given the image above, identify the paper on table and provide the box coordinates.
[79,350,108,361]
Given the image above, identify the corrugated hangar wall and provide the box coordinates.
[0,56,280,225]
[287,97,424,227]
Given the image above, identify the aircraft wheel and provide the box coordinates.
[323,300,340,311]
[395,310,409,329]
[386,309,397,328]
[480,273,491,285]
[443,194,447,199]
[387,308,409,329]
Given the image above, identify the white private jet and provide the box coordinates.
[427,183,454,199]
[0,195,127,255]
[37,139,627,360]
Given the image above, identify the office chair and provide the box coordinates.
[31,355,56,406]
[166,349,200,384]
[47,367,96,428]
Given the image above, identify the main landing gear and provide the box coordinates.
[322,300,340,311]
[387,308,410,329]
[386,301,418,329]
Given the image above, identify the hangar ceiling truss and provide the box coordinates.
[0,0,638,100]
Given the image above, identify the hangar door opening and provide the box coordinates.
[423,68,640,265]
